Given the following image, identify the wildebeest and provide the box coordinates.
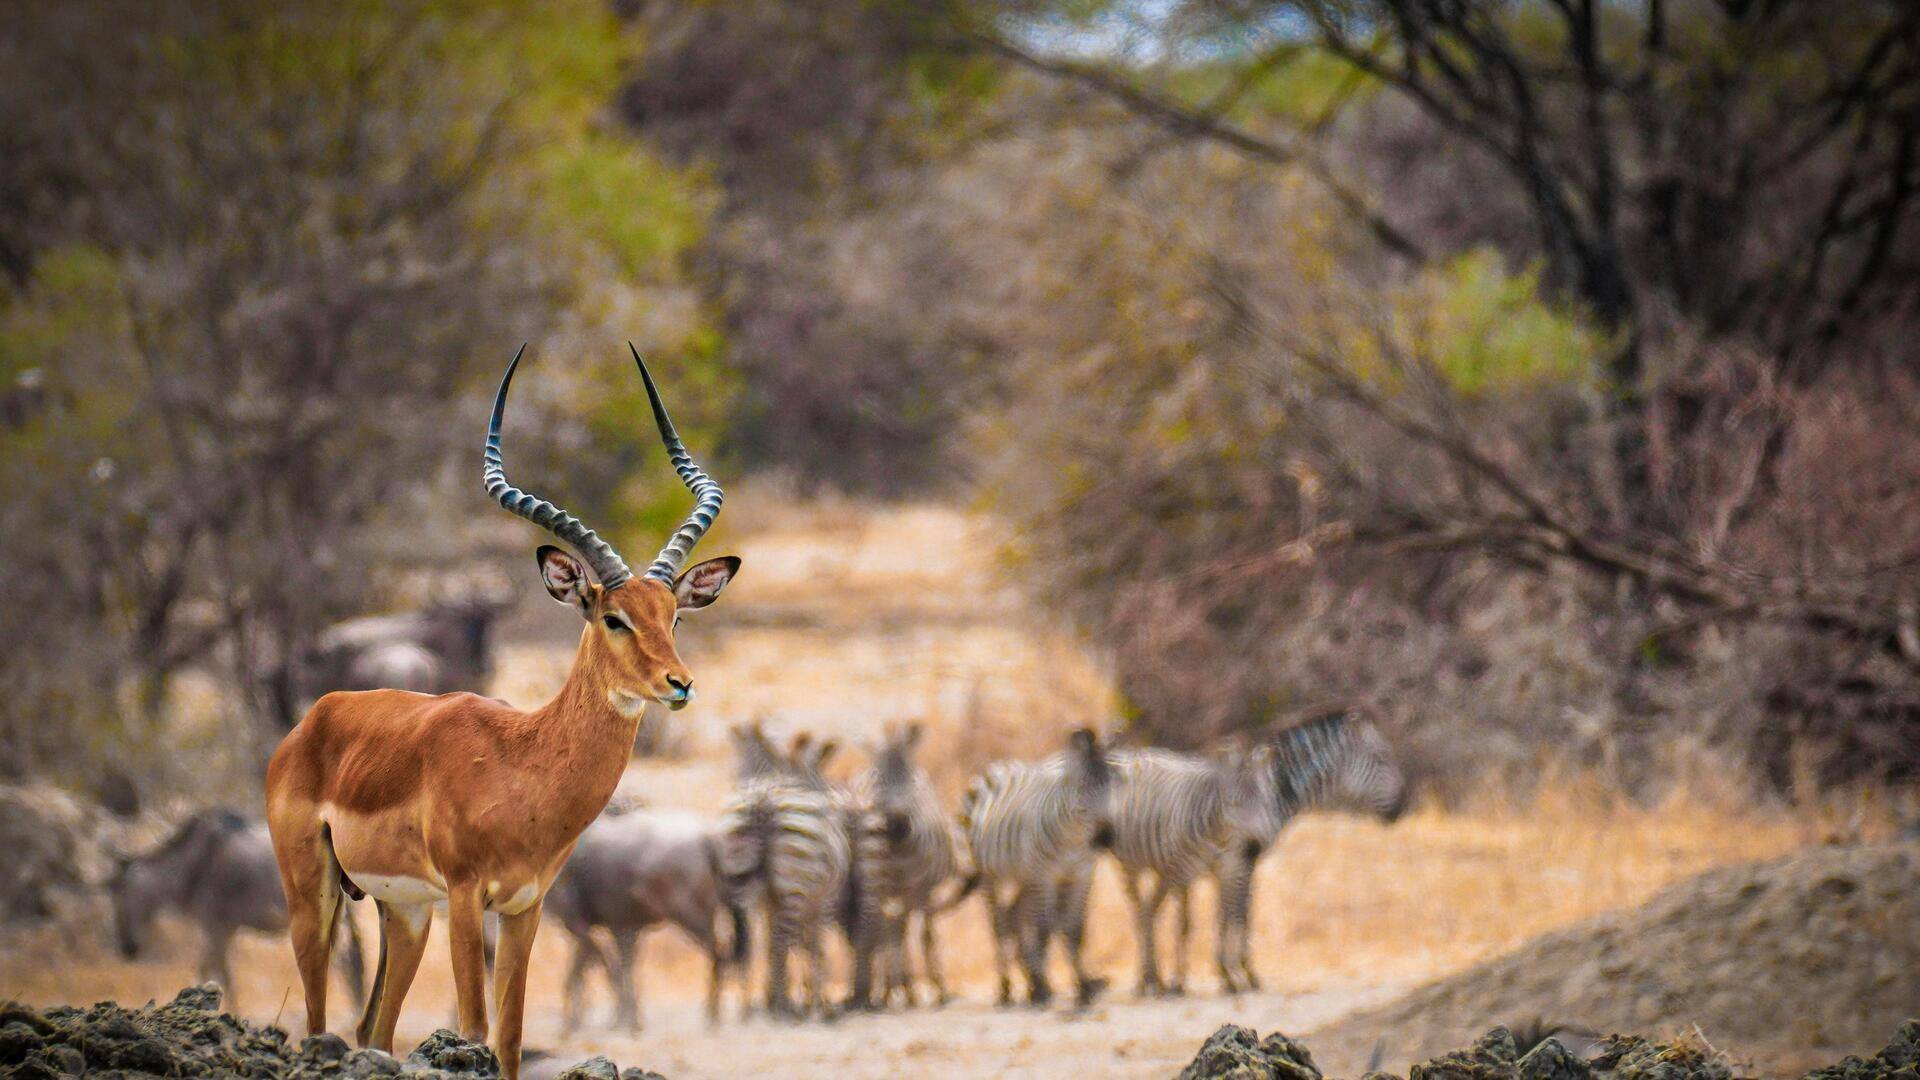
[281,591,511,721]
[543,805,747,1032]
[109,810,365,1006]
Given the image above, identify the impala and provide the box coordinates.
[266,344,739,1079]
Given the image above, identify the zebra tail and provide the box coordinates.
[926,870,981,915]
[705,834,753,965]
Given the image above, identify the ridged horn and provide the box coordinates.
[484,344,634,590]
[629,342,724,585]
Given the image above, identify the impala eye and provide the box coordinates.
[602,615,628,633]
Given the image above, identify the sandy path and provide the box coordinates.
[518,980,1410,1080]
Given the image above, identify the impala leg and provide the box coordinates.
[447,883,490,1044]
[271,821,342,1037]
[490,900,542,1080]
[359,901,432,1052]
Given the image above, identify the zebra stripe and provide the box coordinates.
[849,724,963,1007]
[1100,746,1282,995]
[720,725,856,1020]
[957,728,1114,1008]
[1214,709,1409,993]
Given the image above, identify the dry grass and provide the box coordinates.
[0,499,1874,1070]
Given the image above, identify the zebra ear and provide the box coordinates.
[813,738,840,770]
[1067,726,1105,762]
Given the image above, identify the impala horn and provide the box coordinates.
[484,344,635,590]
[629,341,724,586]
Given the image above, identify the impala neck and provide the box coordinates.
[529,623,647,798]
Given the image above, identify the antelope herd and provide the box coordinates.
[104,347,1411,1078]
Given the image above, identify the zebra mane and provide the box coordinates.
[876,743,915,787]
[1268,710,1358,807]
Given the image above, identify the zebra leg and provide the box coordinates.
[985,886,1016,1007]
[765,907,795,1020]
[1118,868,1159,996]
[1213,868,1241,994]
[892,914,917,1008]
[920,909,952,1007]
[802,917,835,1021]
[1168,884,1192,997]
[1059,869,1105,1008]
[1015,884,1054,1007]
[1234,862,1260,991]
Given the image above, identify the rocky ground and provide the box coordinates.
[1176,1020,1920,1080]
[3,985,1913,1080]
[0,986,662,1080]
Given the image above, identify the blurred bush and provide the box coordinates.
[0,0,725,796]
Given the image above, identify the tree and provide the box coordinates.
[0,0,716,791]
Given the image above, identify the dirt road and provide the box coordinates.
[521,980,1410,1080]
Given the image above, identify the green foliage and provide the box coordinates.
[539,138,714,282]
[1167,47,1379,127]
[1402,249,1604,395]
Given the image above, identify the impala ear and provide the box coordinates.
[673,556,739,610]
[537,545,593,616]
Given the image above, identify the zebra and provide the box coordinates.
[1100,744,1286,997]
[728,719,794,784]
[718,727,853,1020]
[1213,709,1409,993]
[957,727,1116,1008]
[847,721,964,1008]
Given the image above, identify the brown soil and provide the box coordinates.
[1301,841,1920,1078]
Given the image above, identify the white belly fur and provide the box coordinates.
[354,873,447,906]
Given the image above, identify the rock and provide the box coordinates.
[405,1029,501,1077]
[1414,1027,1522,1080]
[1177,1023,1323,1080]
[301,1031,353,1066]
[0,1021,48,1065]
[1799,1019,1920,1080]
[345,1047,406,1078]
[619,1069,671,1080]
[1589,1034,1729,1080]
[5,1048,65,1080]
[1517,1038,1592,1080]
[555,1055,621,1080]
[169,983,224,1012]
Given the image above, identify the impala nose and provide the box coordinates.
[663,675,694,711]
